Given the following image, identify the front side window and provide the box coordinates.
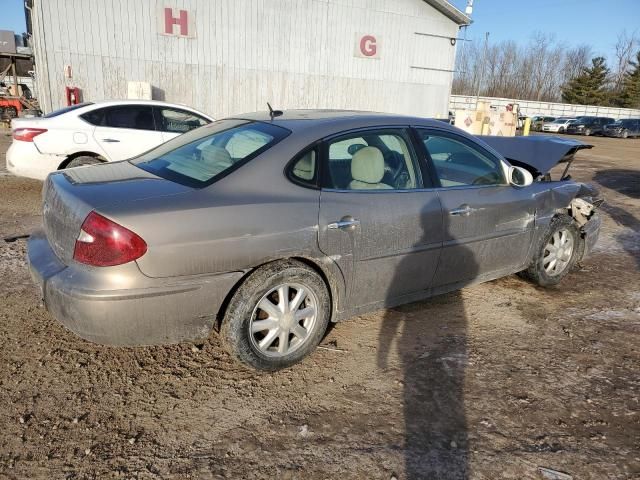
[156,108,209,133]
[418,130,506,187]
[323,129,421,190]
[134,120,290,187]
[103,106,155,131]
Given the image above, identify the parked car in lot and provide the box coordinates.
[542,117,576,134]
[531,115,556,131]
[27,110,602,370]
[7,100,213,180]
[566,116,615,136]
[602,118,640,138]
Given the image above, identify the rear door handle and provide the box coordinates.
[328,217,360,230]
[102,138,120,143]
[450,205,475,216]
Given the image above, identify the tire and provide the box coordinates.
[66,156,102,168]
[622,130,628,139]
[559,127,565,133]
[4,106,18,119]
[521,215,580,287]
[220,260,331,371]
[584,128,591,136]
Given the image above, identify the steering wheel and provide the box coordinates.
[472,174,497,186]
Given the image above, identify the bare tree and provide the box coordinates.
[452,33,593,103]
[611,30,638,93]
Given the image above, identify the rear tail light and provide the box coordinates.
[73,211,147,267]
[13,128,48,142]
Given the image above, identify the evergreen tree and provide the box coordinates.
[619,51,640,108]
[561,56,610,105]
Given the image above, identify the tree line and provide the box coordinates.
[452,31,640,109]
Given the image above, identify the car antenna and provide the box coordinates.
[267,102,283,119]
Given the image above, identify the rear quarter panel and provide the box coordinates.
[100,140,325,279]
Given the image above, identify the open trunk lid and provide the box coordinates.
[42,161,192,264]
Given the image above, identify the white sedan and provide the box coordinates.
[542,118,576,134]
[6,100,214,181]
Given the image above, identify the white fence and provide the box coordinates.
[449,95,640,120]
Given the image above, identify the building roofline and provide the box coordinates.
[424,0,471,26]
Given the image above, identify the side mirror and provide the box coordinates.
[509,166,534,187]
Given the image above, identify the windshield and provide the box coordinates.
[43,102,94,118]
[133,120,290,187]
[551,119,566,124]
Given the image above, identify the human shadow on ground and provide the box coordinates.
[377,206,477,479]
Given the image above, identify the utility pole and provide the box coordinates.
[475,31,489,108]
[458,0,474,77]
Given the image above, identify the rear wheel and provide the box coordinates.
[66,156,102,168]
[221,260,330,370]
[521,215,580,287]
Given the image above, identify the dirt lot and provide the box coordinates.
[0,130,638,480]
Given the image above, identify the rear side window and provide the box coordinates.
[156,107,209,133]
[134,120,290,187]
[43,102,94,118]
[80,108,105,126]
[323,129,422,190]
[289,149,318,186]
[102,106,155,130]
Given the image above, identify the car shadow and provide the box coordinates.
[601,203,640,269]
[593,169,640,199]
[377,206,476,479]
[593,169,640,269]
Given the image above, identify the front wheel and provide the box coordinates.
[220,260,331,370]
[584,128,592,136]
[521,215,580,287]
[558,127,565,133]
[622,130,629,139]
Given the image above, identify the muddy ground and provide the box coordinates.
[0,130,638,480]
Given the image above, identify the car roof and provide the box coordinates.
[86,99,213,117]
[230,109,455,135]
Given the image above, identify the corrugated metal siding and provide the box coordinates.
[450,95,640,120]
[32,0,459,117]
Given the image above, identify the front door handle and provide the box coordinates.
[450,204,475,216]
[101,138,120,143]
[327,216,360,230]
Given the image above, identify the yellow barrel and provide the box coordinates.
[523,117,531,136]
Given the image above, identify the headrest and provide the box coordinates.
[351,146,385,184]
[293,152,314,176]
[201,145,232,167]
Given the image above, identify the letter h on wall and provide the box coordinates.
[164,8,188,36]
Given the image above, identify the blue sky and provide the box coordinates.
[2,0,26,33]
[450,0,640,60]
[2,0,639,61]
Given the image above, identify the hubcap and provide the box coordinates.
[249,283,318,357]
[543,228,574,276]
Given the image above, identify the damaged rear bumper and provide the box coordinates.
[27,230,243,346]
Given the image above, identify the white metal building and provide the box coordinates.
[29,0,469,117]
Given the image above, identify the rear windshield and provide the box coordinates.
[43,102,94,118]
[133,120,290,187]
